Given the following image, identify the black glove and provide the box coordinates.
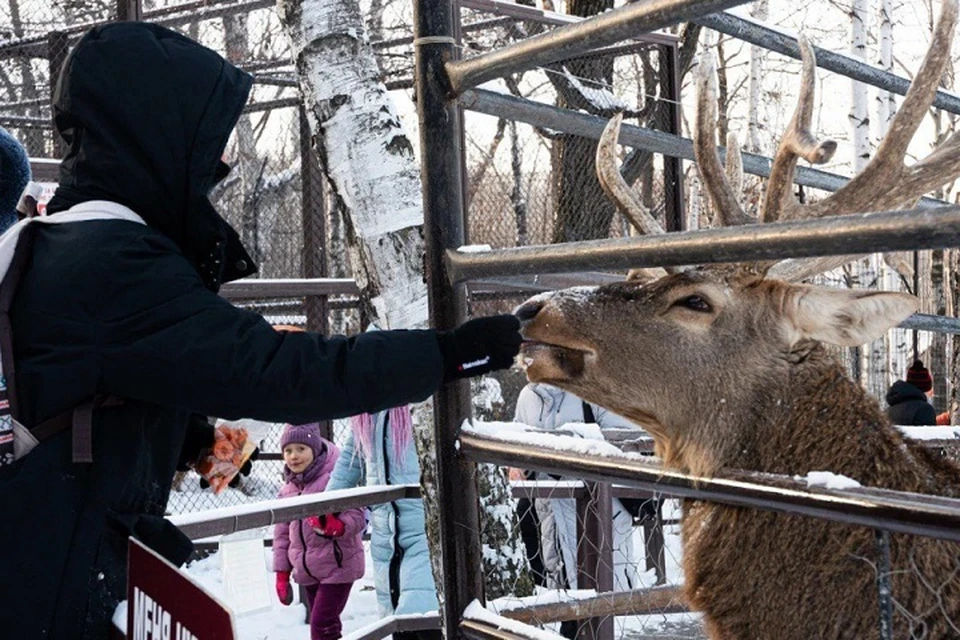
[436,315,522,381]
[177,414,215,472]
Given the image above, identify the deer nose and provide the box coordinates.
[514,298,544,323]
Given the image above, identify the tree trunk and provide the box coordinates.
[747,0,768,154]
[551,0,616,243]
[277,0,532,614]
[223,13,264,266]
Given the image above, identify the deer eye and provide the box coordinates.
[675,295,712,312]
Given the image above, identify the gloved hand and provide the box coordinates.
[436,315,522,381]
[275,571,293,606]
[306,513,346,538]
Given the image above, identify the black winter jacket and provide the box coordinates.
[885,381,937,426]
[0,23,443,640]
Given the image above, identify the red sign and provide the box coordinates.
[127,537,236,640]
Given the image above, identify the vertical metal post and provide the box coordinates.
[47,31,69,159]
[116,0,142,20]
[875,529,894,640]
[299,106,333,443]
[577,482,614,640]
[660,42,684,232]
[414,0,485,636]
[299,106,329,336]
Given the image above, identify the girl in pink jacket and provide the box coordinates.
[273,423,365,640]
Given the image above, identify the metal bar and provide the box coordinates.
[661,42,684,231]
[29,159,59,182]
[445,0,753,95]
[458,0,680,46]
[371,17,514,50]
[875,529,894,640]
[459,88,946,208]
[343,614,442,640]
[242,97,301,113]
[898,313,960,335]
[461,619,537,640]
[342,617,398,640]
[116,0,143,21]
[171,485,420,539]
[414,0,485,633]
[0,116,50,129]
[446,206,960,283]
[459,432,960,542]
[394,614,443,632]
[693,11,960,117]
[47,31,69,158]
[218,278,359,299]
[498,585,686,623]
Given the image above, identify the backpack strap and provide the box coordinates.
[0,224,119,464]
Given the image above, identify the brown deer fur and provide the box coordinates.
[516,269,960,639]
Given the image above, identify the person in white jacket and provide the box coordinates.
[512,382,642,602]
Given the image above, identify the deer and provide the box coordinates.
[514,2,960,638]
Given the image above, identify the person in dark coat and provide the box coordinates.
[0,23,521,640]
[886,360,938,426]
[0,126,30,231]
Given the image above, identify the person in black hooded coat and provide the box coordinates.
[885,360,938,426]
[0,23,521,640]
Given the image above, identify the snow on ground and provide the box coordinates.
[172,507,701,639]
[180,540,382,640]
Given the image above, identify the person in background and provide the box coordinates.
[274,423,364,640]
[0,22,522,640]
[512,382,642,638]
[326,404,441,640]
[886,360,938,426]
[0,126,30,231]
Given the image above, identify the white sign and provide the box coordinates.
[219,537,272,616]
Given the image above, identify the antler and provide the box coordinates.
[693,53,756,227]
[786,0,960,221]
[761,36,838,223]
[596,113,676,278]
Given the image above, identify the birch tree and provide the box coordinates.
[848,0,889,398]
[277,0,531,610]
[747,0,768,154]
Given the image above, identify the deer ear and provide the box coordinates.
[786,286,919,347]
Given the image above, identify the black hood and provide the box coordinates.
[886,380,928,406]
[47,22,257,291]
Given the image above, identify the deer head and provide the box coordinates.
[517,1,960,476]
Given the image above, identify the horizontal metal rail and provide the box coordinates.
[459,431,960,542]
[498,585,687,623]
[460,619,538,640]
[446,206,960,282]
[445,0,751,95]
[170,484,419,539]
[219,277,360,299]
[694,11,960,116]
[460,88,944,209]
[343,613,441,640]
[458,0,680,46]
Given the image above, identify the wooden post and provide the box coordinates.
[641,500,667,585]
[576,482,614,640]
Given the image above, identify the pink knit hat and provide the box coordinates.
[280,422,325,460]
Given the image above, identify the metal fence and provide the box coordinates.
[415,0,960,639]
